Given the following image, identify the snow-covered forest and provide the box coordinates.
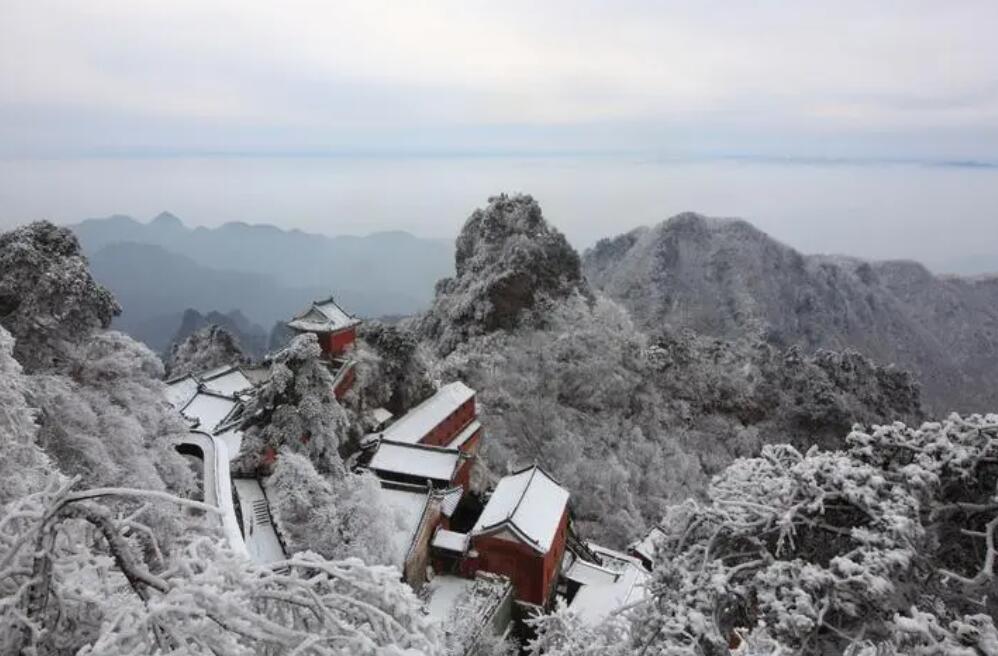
[2,197,997,656]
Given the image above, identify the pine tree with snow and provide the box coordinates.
[238,333,350,474]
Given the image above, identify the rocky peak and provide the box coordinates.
[420,194,589,352]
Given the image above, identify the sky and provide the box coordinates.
[1,1,997,269]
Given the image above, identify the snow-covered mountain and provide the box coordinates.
[415,195,922,546]
[583,213,998,415]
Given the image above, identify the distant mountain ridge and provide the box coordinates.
[69,213,454,352]
[71,212,452,295]
[583,212,998,414]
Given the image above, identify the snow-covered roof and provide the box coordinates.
[370,407,394,427]
[369,442,461,483]
[590,542,646,569]
[379,382,476,445]
[287,297,359,333]
[181,392,239,434]
[446,419,481,450]
[214,426,243,461]
[165,363,256,417]
[432,528,470,553]
[165,375,199,410]
[629,525,668,566]
[200,364,233,380]
[379,484,431,568]
[439,486,464,517]
[472,466,570,553]
[202,367,254,397]
[568,548,649,624]
[566,559,619,586]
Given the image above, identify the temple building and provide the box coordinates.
[287,296,360,356]
[287,296,359,398]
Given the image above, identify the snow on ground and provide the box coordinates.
[370,407,393,427]
[565,559,618,586]
[232,478,287,565]
[214,426,243,461]
[425,575,475,621]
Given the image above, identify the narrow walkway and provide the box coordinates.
[232,478,287,564]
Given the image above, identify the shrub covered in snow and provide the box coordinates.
[0,482,443,655]
[531,414,998,655]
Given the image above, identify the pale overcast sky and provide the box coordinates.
[1,1,997,268]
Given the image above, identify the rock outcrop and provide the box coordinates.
[166,324,248,378]
[420,194,590,352]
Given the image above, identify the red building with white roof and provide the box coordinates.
[378,381,481,452]
[287,297,360,398]
[365,381,483,489]
[368,441,473,489]
[287,297,360,356]
[465,466,570,607]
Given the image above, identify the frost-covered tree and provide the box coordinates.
[166,323,249,378]
[353,321,435,415]
[0,482,443,655]
[531,414,998,656]
[0,221,119,371]
[238,333,350,474]
[265,451,406,566]
[29,330,195,494]
[0,326,53,506]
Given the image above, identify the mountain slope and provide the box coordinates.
[86,241,425,352]
[416,195,921,546]
[583,213,998,414]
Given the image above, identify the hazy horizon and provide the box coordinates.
[2,153,996,275]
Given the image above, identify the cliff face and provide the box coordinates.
[584,213,998,414]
